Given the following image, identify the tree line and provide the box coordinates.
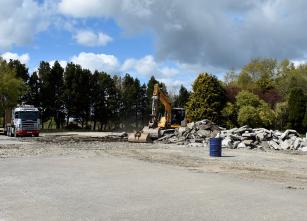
[0,58,189,130]
[186,58,307,133]
[2,57,307,133]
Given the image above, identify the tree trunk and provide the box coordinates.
[66,116,69,127]
[48,118,53,129]
[93,120,96,131]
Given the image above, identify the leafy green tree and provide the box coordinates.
[288,88,306,131]
[236,91,275,128]
[237,106,260,128]
[8,59,29,82]
[237,72,254,90]
[0,58,25,118]
[302,106,307,129]
[241,58,277,80]
[186,73,226,124]
[258,101,276,128]
[224,69,238,86]
[221,102,237,128]
[275,60,307,98]
[236,90,262,108]
[275,102,289,130]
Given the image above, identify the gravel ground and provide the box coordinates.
[1,134,307,220]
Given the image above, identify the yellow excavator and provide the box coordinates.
[128,83,186,143]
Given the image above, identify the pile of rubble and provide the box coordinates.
[220,126,307,151]
[157,119,307,151]
[157,119,224,146]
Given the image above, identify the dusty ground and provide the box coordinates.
[1,133,307,220]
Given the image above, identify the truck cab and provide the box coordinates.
[6,105,40,137]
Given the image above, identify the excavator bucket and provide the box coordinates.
[128,131,151,143]
[128,126,161,143]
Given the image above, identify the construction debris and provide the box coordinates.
[157,119,224,145]
[219,127,307,151]
[156,119,307,151]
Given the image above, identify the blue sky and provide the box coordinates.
[1,0,307,91]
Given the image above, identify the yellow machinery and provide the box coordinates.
[128,83,186,143]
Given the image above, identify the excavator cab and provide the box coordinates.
[171,108,186,128]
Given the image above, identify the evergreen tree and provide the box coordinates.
[90,71,119,130]
[121,74,139,127]
[174,85,190,107]
[51,61,65,128]
[38,61,65,129]
[137,83,148,125]
[186,73,226,124]
[38,61,52,126]
[24,72,41,108]
[288,88,306,132]
[63,63,82,125]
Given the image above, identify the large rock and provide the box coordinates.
[222,137,232,148]
[268,140,281,150]
[280,140,291,150]
[243,140,253,146]
[280,130,299,140]
[235,126,253,134]
[293,138,302,150]
[300,146,307,152]
[237,142,246,148]
[233,141,240,149]
[197,129,211,138]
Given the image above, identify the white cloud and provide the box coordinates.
[121,55,182,78]
[71,52,119,73]
[160,67,179,78]
[74,30,112,47]
[1,52,30,64]
[57,0,307,70]
[121,55,194,90]
[0,0,51,50]
[291,56,307,67]
[58,0,152,18]
[122,55,157,75]
[156,78,185,92]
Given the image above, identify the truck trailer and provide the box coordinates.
[4,105,40,137]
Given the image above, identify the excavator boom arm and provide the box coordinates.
[153,84,171,127]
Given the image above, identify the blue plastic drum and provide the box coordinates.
[209,138,222,157]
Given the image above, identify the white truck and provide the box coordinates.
[4,105,40,137]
